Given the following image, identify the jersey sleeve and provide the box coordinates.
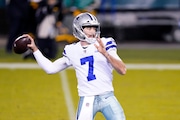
[103,37,117,52]
[63,45,72,66]
[102,37,122,61]
[33,50,69,74]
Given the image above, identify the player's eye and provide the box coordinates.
[83,26,97,31]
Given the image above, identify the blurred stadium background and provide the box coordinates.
[0,0,180,120]
[1,0,180,42]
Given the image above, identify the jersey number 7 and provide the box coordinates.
[80,56,96,81]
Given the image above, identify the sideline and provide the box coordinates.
[59,71,76,120]
[1,63,180,70]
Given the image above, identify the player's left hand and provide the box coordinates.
[94,36,108,56]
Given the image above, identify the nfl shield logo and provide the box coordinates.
[86,103,89,107]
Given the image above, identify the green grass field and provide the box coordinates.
[0,47,180,120]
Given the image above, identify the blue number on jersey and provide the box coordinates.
[80,56,96,81]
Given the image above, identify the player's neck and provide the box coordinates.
[80,41,90,47]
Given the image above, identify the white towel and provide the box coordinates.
[78,96,95,120]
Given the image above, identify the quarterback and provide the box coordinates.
[25,12,126,120]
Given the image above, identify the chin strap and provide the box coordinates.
[85,32,100,44]
[85,38,96,44]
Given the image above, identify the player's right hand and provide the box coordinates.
[23,34,38,52]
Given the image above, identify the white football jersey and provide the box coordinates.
[63,37,119,96]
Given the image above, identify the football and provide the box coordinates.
[13,36,31,54]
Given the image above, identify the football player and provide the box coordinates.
[26,12,126,120]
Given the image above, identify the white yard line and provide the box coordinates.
[126,63,180,70]
[1,63,180,70]
[59,71,76,120]
[0,63,40,69]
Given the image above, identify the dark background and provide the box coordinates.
[1,0,180,43]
